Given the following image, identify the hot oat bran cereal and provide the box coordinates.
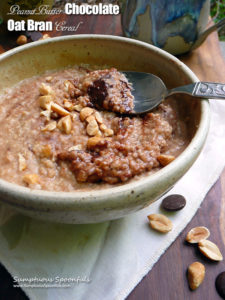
[0,66,189,191]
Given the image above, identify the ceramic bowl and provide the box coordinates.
[0,35,210,223]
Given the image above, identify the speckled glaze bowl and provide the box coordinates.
[0,35,210,224]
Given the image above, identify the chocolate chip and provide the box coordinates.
[216,272,225,299]
[161,194,186,211]
[87,79,108,108]
[25,31,42,41]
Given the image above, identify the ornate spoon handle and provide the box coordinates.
[168,82,225,99]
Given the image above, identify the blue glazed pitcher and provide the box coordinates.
[121,0,212,55]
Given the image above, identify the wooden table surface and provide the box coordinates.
[0,14,225,300]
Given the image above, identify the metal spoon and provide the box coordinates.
[123,71,225,114]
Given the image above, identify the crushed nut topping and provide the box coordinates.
[94,111,103,124]
[57,115,72,134]
[74,104,83,112]
[41,121,57,132]
[51,102,70,116]
[63,100,74,111]
[104,128,114,137]
[40,110,51,120]
[157,154,175,166]
[23,174,40,185]
[39,95,53,110]
[80,107,94,121]
[68,144,83,151]
[39,83,54,95]
[39,33,51,40]
[86,120,99,136]
[18,154,27,171]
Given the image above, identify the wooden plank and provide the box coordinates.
[128,170,225,300]
[180,30,225,82]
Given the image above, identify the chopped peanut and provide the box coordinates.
[86,125,99,136]
[40,110,51,120]
[68,144,83,151]
[86,119,99,136]
[64,80,73,92]
[104,128,114,137]
[94,111,103,124]
[63,100,74,111]
[57,115,72,134]
[39,83,53,95]
[95,130,102,137]
[74,104,83,112]
[41,121,57,132]
[100,124,107,131]
[16,35,27,45]
[80,107,94,121]
[62,115,72,134]
[157,154,175,166]
[23,174,39,185]
[51,102,70,116]
[87,137,105,149]
[71,113,78,121]
[18,154,27,171]
[39,95,53,110]
[86,115,96,123]
[39,33,50,40]
[40,144,52,158]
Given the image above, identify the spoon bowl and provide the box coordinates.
[123,72,167,114]
[123,71,225,114]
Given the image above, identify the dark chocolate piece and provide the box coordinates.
[161,194,186,211]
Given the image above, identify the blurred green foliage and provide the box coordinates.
[210,0,225,41]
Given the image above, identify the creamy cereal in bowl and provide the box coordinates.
[0,35,209,223]
[0,66,189,192]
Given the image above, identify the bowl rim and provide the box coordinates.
[0,34,210,208]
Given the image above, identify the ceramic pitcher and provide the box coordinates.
[121,0,211,55]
